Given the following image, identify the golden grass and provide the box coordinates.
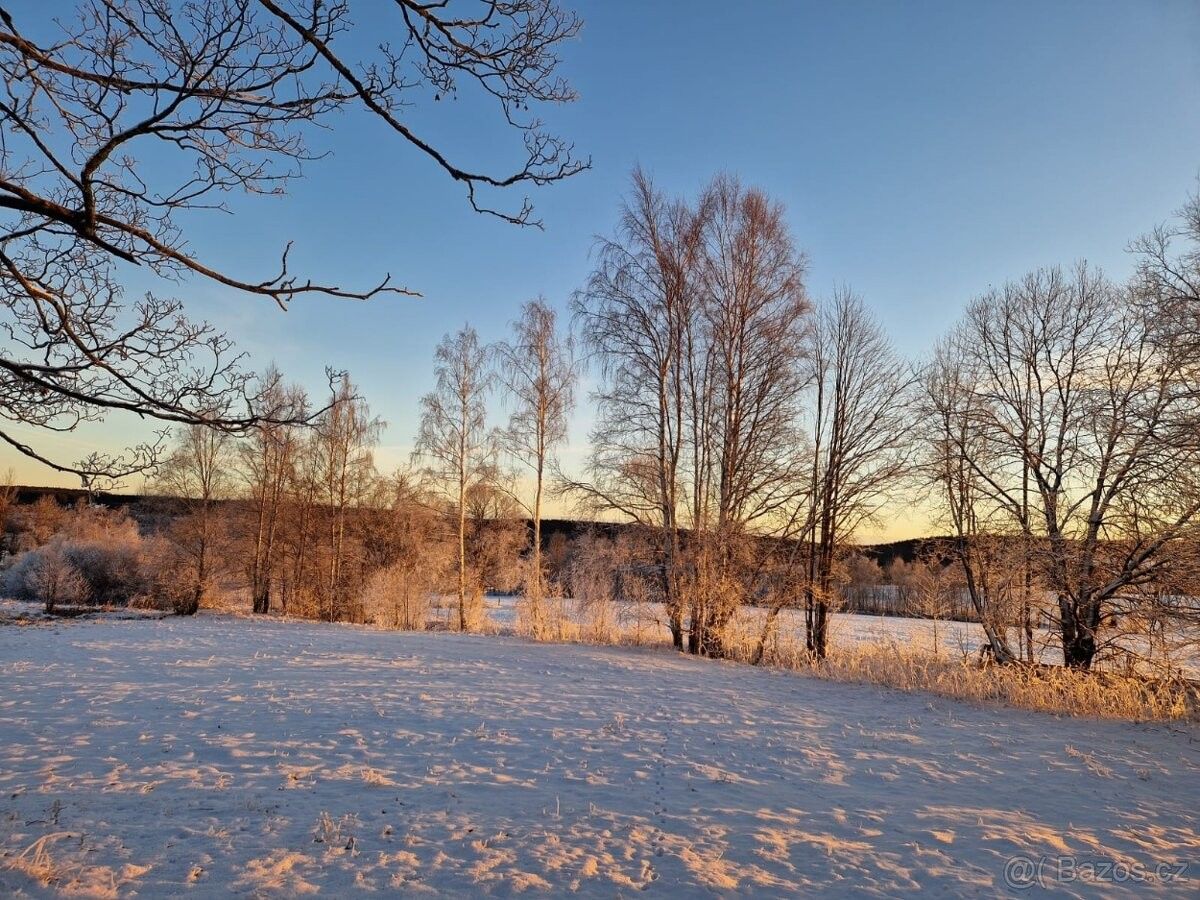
[511,608,1199,722]
[4,831,68,886]
[754,640,1200,722]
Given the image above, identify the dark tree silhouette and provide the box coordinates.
[0,0,584,479]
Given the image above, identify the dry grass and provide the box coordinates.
[714,621,1200,722]
[798,643,1199,722]
[509,605,1200,722]
[360,767,395,787]
[4,832,69,886]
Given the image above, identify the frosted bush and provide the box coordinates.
[360,564,432,630]
[2,506,152,610]
[3,542,90,611]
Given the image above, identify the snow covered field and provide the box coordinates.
[1,614,1198,896]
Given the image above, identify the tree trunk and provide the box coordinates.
[811,599,829,659]
[251,491,268,614]
[751,603,783,665]
[181,514,208,617]
[662,525,684,650]
[1059,594,1098,669]
[458,476,467,633]
[530,459,544,635]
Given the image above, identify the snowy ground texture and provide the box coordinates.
[1,615,1198,897]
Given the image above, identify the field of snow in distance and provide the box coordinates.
[1,614,1197,897]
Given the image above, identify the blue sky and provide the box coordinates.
[6,1,1200,539]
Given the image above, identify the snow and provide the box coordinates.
[1,614,1197,896]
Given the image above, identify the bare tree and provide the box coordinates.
[464,479,528,601]
[686,174,809,656]
[278,431,322,618]
[571,169,707,649]
[790,290,915,660]
[693,175,810,530]
[156,424,232,614]
[930,265,1200,668]
[240,368,308,615]
[1133,189,1200,360]
[0,1,584,480]
[494,299,576,635]
[312,374,382,623]
[414,325,495,632]
[576,170,813,658]
[921,343,1020,661]
[904,549,960,657]
[28,543,89,614]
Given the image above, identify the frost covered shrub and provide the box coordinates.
[145,523,227,616]
[3,542,90,612]
[1,505,150,609]
[562,532,664,645]
[361,564,433,630]
[63,534,146,604]
[127,592,174,611]
[11,495,68,551]
[358,499,452,629]
[460,584,488,633]
[568,533,621,643]
[516,575,574,641]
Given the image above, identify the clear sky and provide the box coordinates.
[6,1,1200,541]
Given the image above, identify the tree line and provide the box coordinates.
[567,170,1200,671]
[3,2,1199,672]
[9,169,1200,675]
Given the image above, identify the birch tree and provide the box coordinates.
[572,170,706,649]
[240,369,308,616]
[687,174,809,656]
[313,375,382,623]
[796,290,915,660]
[415,326,495,632]
[157,424,232,615]
[494,300,576,635]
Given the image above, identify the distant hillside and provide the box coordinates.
[10,484,141,510]
[522,519,945,568]
[7,486,942,564]
[858,538,956,569]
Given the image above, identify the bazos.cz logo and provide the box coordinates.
[1004,855,1190,890]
